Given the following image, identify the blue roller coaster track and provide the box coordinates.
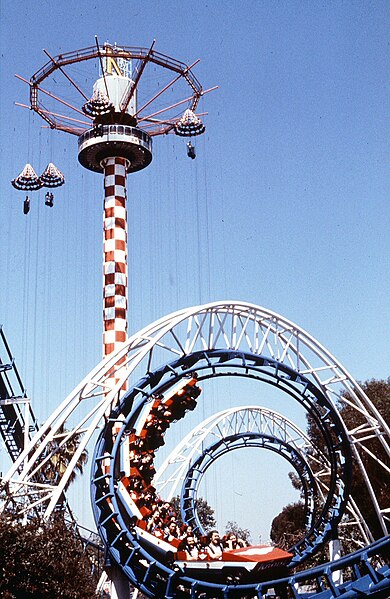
[91,348,390,598]
[3,301,388,598]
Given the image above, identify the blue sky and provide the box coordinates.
[0,1,389,539]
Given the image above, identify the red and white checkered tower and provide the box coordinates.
[24,41,213,390]
[78,56,153,385]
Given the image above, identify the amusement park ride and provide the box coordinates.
[3,39,390,598]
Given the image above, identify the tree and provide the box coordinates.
[0,512,98,598]
[171,495,216,531]
[40,424,88,492]
[224,520,251,544]
[337,378,390,539]
[270,502,306,550]
[306,378,390,540]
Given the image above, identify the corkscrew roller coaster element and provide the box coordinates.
[2,302,387,597]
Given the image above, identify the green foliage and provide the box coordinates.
[40,424,88,492]
[270,501,306,550]
[339,378,390,539]
[0,513,98,598]
[171,495,216,531]
[194,497,217,531]
[307,378,390,540]
[224,520,251,544]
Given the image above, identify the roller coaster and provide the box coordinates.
[1,301,389,598]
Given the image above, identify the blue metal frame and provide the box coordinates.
[180,431,319,544]
[89,349,390,598]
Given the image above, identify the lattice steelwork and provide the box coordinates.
[1,301,389,597]
[2,301,388,522]
[154,406,328,500]
[153,406,373,547]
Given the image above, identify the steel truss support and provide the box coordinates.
[0,326,39,468]
[2,301,388,524]
[1,301,389,598]
[153,405,373,547]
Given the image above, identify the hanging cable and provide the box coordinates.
[31,125,43,418]
[200,128,212,303]
[21,110,34,378]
